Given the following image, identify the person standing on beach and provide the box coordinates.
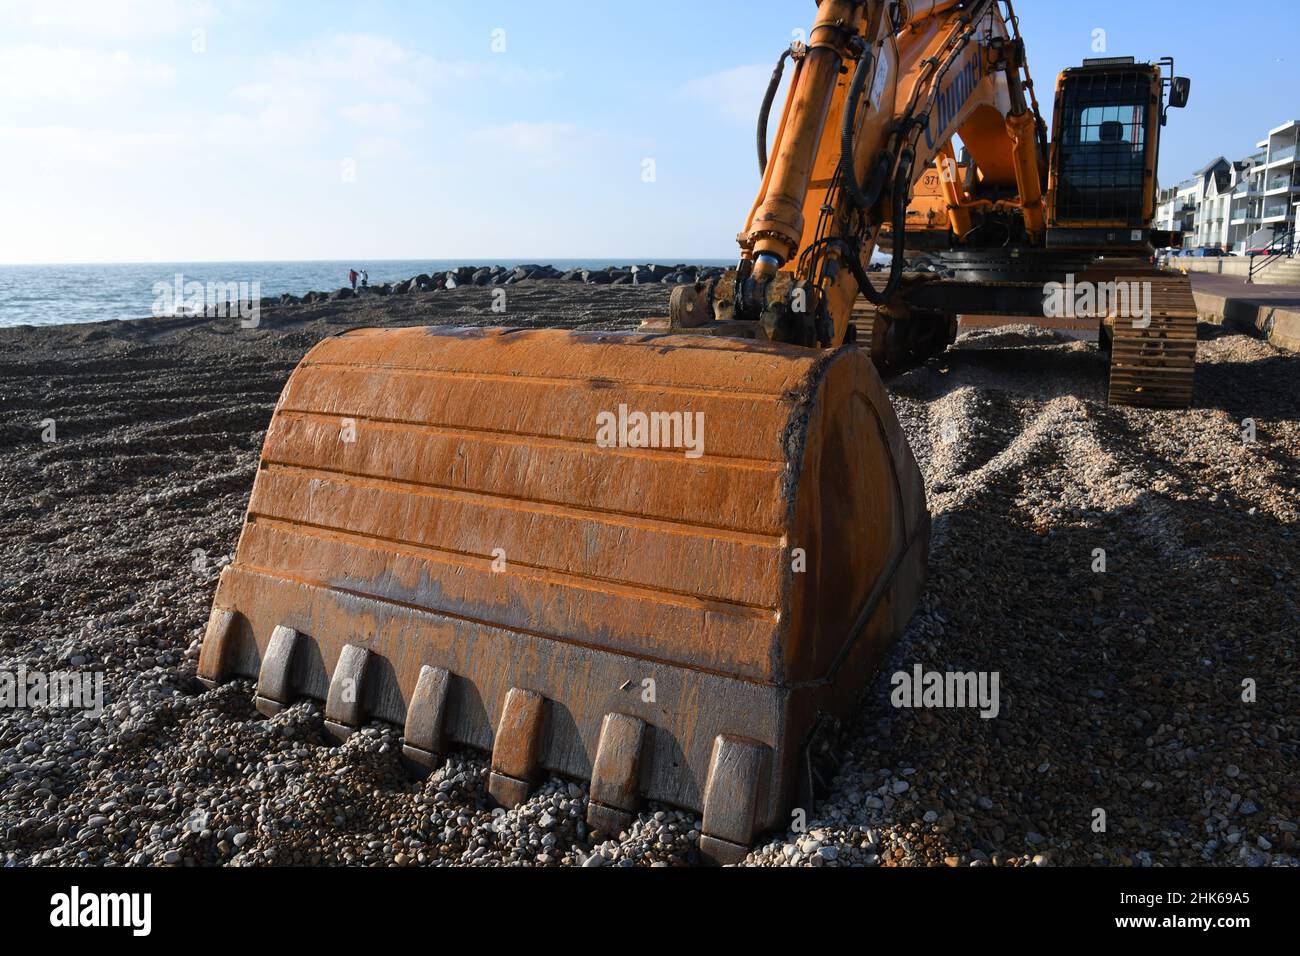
[360,270,369,289]
[349,268,358,290]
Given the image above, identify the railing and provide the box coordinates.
[1270,144,1297,163]
[1247,227,1296,283]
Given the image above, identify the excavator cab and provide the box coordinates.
[1046,57,1189,250]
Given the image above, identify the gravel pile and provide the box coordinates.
[1,289,1295,867]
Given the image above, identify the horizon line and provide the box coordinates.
[0,255,740,268]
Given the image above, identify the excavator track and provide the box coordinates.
[1105,272,1198,409]
[851,300,879,356]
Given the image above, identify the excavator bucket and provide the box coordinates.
[196,326,929,862]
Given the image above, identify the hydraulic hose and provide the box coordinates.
[840,49,875,208]
[855,146,913,306]
[840,49,893,210]
[757,49,793,177]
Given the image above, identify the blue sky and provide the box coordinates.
[1,0,1295,263]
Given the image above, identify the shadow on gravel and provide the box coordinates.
[838,493,1297,866]
[1094,404,1300,508]
[1194,355,1300,421]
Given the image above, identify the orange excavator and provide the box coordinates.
[197,0,1192,863]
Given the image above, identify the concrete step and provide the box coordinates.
[1248,262,1300,285]
[1252,274,1300,286]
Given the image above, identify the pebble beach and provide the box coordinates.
[1,276,1296,867]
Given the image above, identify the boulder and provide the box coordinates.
[634,264,673,282]
[330,288,354,301]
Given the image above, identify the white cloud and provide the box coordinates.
[260,34,437,103]
[358,136,406,160]
[340,102,412,129]
[679,64,773,124]
[0,0,215,36]
[211,34,439,147]
[0,124,183,164]
[0,46,175,104]
[470,122,591,163]
[211,34,561,151]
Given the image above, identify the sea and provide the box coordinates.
[0,259,733,328]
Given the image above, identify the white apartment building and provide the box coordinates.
[1155,172,1203,238]
[1248,120,1300,247]
[1221,153,1264,251]
[1155,119,1298,252]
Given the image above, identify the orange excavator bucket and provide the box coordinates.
[196,325,929,862]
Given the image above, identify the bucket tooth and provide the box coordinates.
[323,643,371,744]
[254,625,300,717]
[197,608,238,689]
[488,688,548,808]
[401,665,452,776]
[586,713,648,837]
[699,735,770,865]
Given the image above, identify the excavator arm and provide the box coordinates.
[674,0,1047,351]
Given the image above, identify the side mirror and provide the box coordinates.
[1168,76,1191,109]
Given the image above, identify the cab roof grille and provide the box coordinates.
[1082,56,1137,67]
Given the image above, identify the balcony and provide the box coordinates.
[1266,144,1297,164]
[1261,202,1293,221]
